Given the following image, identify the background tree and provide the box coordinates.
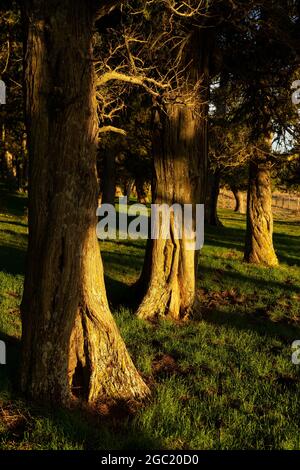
[98,92,152,205]
[0,0,25,189]
[207,79,250,224]
[220,0,299,266]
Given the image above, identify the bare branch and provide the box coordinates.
[99,126,126,135]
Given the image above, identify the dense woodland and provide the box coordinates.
[0,0,300,451]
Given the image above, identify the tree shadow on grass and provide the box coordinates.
[275,221,300,227]
[198,305,300,343]
[273,232,300,267]
[0,244,26,276]
[204,224,245,252]
[0,399,163,450]
[101,221,300,311]
[102,249,143,272]
[200,263,300,295]
[0,185,28,218]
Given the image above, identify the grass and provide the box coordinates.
[0,185,300,450]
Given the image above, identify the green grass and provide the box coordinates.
[0,186,300,450]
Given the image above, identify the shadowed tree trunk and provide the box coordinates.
[101,147,116,206]
[231,186,245,214]
[124,178,134,199]
[135,177,148,204]
[205,171,222,226]
[21,0,148,406]
[1,123,16,183]
[20,132,29,190]
[136,31,210,321]
[244,159,278,266]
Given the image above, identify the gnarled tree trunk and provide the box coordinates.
[244,160,278,266]
[21,0,148,406]
[136,31,210,321]
[136,103,207,321]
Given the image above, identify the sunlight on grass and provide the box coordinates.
[0,189,300,450]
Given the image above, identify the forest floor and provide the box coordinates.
[0,184,300,450]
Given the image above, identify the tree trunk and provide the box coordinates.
[244,160,278,266]
[205,171,222,226]
[21,0,149,406]
[232,186,245,214]
[136,103,207,321]
[0,123,16,183]
[21,132,29,191]
[136,31,210,321]
[101,147,116,206]
[135,177,147,204]
[124,178,134,199]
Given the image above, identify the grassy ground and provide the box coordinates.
[0,186,300,450]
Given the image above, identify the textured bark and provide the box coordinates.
[136,31,210,321]
[21,0,149,406]
[244,160,278,266]
[232,186,245,214]
[136,104,207,321]
[205,171,222,226]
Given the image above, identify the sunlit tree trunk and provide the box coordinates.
[232,186,245,214]
[244,159,278,266]
[21,0,148,406]
[136,31,210,321]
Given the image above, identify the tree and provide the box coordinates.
[205,170,223,226]
[134,1,212,320]
[220,0,299,266]
[98,91,153,205]
[231,185,246,214]
[20,0,149,405]
[244,152,278,266]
